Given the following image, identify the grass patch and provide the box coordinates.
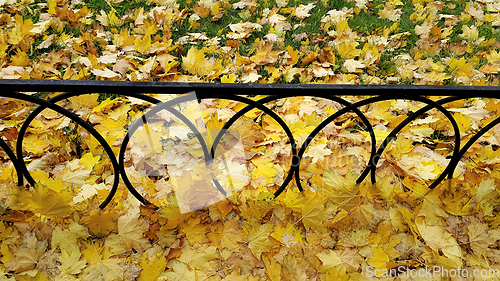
[478,24,500,42]
[84,0,110,13]
[84,0,150,15]
[21,3,41,22]
[440,1,467,15]
[97,93,121,102]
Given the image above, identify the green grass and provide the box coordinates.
[349,0,418,49]
[28,39,65,62]
[21,3,42,22]
[440,1,467,15]
[84,0,150,16]
[84,0,110,13]
[377,54,398,76]
[284,4,324,49]
[33,92,49,99]
[428,129,449,142]
[478,24,500,42]
[97,93,121,102]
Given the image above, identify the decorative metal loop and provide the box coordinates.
[356,96,462,189]
[451,115,500,172]
[210,95,298,197]
[296,96,387,190]
[119,93,210,206]
[223,95,377,197]
[121,93,300,206]
[16,92,126,209]
[1,92,120,207]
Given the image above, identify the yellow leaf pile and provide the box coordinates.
[1,0,500,84]
[0,93,500,280]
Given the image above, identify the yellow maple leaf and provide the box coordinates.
[300,191,333,230]
[4,232,47,273]
[304,142,333,164]
[476,178,498,215]
[134,33,152,54]
[137,252,166,281]
[51,226,80,254]
[286,45,299,65]
[8,14,33,45]
[467,219,497,259]
[215,199,233,218]
[221,73,237,83]
[47,0,57,15]
[252,162,278,185]
[0,244,14,265]
[337,40,361,59]
[378,3,402,21]
[158,261,196,281]
[220,217,245,250]
[23,134,51,155]
[51,220,89,257]
[250,41,280,65]
[448,57,475,77]
[81,240,105,266]
[367,247,390,270]
[105,209,150,254]
[178,244,217,271]
[338,228,371,247]
[180,217,209,245]
[246,223,273,260]
[80,241,128,280]
[81,258,125,280]
[441,185,474,216]
[241,70,262,83]
[91,68,120,79]
[382,236,402,260]
[271,223,302,247]
[453,112,472,132]
[322,170,360,207]
[301,51,318,66]
[415,217,462,268]
[68,94,100,111]
[263,254,281,281]
[58,250,87,275]
[10,50,30,67]
[13,184,73,219]
[106,3,121,27]
[391,134,413,154]
[182,46,212,76]
[81,209,117,237]
[459,24,479,41]
[293,3,315,19]
[316,250,343,272]
[343,59,365,72]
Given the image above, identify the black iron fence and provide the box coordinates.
[1,79,500,210]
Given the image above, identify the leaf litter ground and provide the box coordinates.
[2,0,500,280]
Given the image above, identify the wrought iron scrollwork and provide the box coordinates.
[0,79,499,210]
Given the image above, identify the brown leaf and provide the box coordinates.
[5,232,48,273]
[0,210,34,222]
[479,63,500,74]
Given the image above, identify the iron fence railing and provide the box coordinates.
[1,79,500,210]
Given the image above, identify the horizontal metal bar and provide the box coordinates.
[1,79,500,97]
